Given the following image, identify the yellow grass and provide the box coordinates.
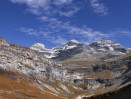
[0,75,63,99]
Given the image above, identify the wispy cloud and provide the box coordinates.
[19,25,131,45]
[19,27,68,45]
[18,19,109,44]
[9,0,111,45]
[89,0,108,16]
[9,0,79,17]
[19,27,39,36]
[10,0,109,17]
[108,29,131,38]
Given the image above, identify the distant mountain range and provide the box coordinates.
[31,39,130,62]
[0,37,131,99]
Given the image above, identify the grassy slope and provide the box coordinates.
[0,74,62,99]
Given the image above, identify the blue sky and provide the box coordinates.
[0,0,131,48]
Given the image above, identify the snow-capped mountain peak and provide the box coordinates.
[30,43,45,52]
[54,39,81,51]
[128,48,131,52]
[91,40,120,46]
[67,39,80,45]
[69,39,80,44]
[30,40,128,59]
[89,40,127,53]
[30,43,59,58]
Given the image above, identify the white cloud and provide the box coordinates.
[108,29,131,38]
[10,0,109,16]
[19,27,67,45]
[89,0,108,15]
[10,0,49,7]
[53,0,73,5]
[19,24,131,45]
[18,18,109,44]
[49,36,68,44]
[59,7,80,17]
[9,0,111,45]
[19,27,39,36]
[9,0,77,17]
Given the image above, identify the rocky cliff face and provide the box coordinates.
[0,38,131,99]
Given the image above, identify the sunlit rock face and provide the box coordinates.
[0,37,10,46]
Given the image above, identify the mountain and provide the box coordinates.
[0,38,131,99]
[30,43,58,58]
[128,48,131,52]
[53,39,82,51]
[0,37,10,46]
[89,40,127,53]
[31,40,128,62]
[30,43,45,52]
[30,39,83,59]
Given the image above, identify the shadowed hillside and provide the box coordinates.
[83,84,131,99]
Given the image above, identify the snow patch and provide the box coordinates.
[30,43,45,52]
[76,96,82,99]
[65,45,76,50]
[70,39,80,44]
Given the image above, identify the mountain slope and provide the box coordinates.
[0,38,131,99]
[52,40,128,65]
[0,68,62,99]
